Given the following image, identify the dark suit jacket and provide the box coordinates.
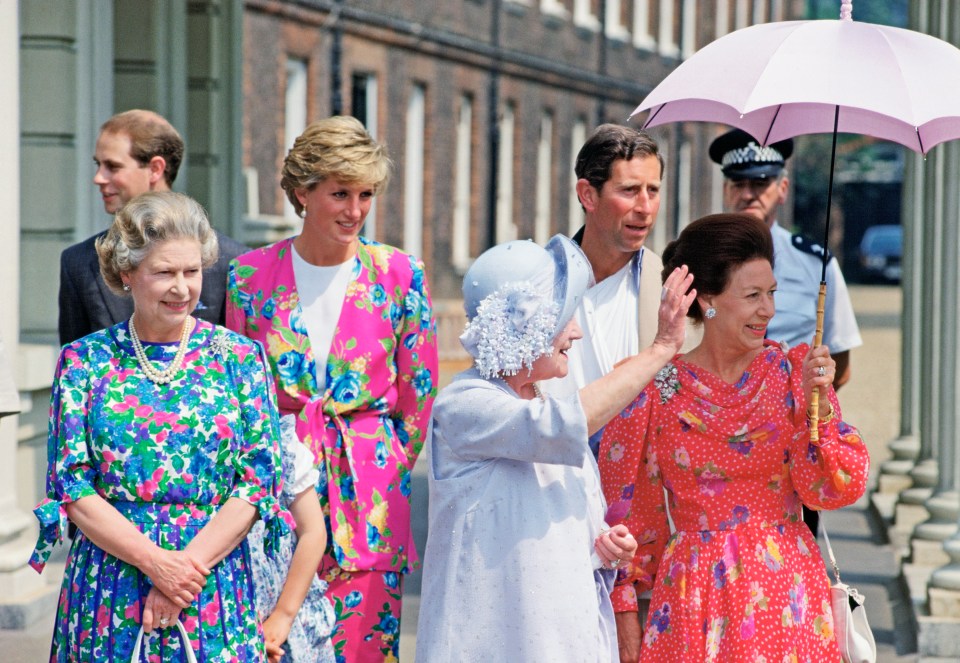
[58,229,247,346]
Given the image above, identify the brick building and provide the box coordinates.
[241,0,805,300]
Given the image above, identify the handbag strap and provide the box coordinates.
[819,515,843,585]
[130,620,198,663]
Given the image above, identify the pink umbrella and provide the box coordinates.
[631,0,960,433]
[635,4,960,153]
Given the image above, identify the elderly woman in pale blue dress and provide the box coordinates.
[415,235,695,662]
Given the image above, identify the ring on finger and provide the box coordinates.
[817,365,826,377]
[159,616,169,625]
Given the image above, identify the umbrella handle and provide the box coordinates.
[809,282,827,442]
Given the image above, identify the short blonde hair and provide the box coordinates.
[281,116,392,216]
[97,192,219,295]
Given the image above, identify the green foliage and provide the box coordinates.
[805,0,907,26]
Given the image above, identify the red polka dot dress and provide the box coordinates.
[598,342,869,662]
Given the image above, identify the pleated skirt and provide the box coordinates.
[49,501,265,662]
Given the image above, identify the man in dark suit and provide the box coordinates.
[58,110,246,345]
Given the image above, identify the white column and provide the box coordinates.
[875,136,922,523]
[0,0,51,629]
[926,2,960,625]
[912,136,960,564]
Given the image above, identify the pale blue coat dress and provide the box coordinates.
[415,369,618,662]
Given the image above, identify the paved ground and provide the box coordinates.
[1,285,919,662]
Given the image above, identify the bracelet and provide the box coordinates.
[807,401,836,425]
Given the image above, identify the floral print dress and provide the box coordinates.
[226,236,438,662]
[30,320,291,662]
[598,342,869,662]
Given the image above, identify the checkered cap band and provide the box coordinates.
[721,142,785,168]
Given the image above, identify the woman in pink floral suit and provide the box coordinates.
[226,116,438,663]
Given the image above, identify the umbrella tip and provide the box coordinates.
[840,0,853,21]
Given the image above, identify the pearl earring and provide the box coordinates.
[122,284,131,292]
[705,306,717,319]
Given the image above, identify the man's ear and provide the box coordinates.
[776,175,789,206]
[576,178,599,212]
[147,156,167,187]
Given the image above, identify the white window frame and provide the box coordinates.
[452,94,473,271]
[534,111,554,245]
[541,0,570,19]
[353,73,380,238]
[632,0,656,50]
[681,0,696,57]
[496,103,517,243]
[573,0,601,31]
[284,57,308,221]
[568,118,587,236]
[657,0,679,57]
[404,84,426,257]
[605,0,630,41]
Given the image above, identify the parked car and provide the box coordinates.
[858,224,902,283]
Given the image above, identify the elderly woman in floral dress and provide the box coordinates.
[226,116,437,662]
[31,192,290,662]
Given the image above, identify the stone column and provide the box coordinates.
[893,134,942,549]
[0,0,55,629]
[925,5,960,646]
[912,133,960,568]
[874,126,922,536]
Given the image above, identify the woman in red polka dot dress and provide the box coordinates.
[598,214,869,662]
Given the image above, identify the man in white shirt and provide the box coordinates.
[545,124,682,663]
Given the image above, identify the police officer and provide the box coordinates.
[710,128,863,535]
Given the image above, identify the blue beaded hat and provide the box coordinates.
[460,235,593,378]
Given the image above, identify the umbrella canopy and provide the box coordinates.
[634,15,960,155]
[630,0,960,434]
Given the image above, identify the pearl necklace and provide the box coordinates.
[532,382,545,401]
[128,315,192,384]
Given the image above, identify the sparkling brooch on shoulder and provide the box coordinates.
[654,364,680,403]
[209,331,231,358]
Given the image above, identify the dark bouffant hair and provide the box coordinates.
[575,124,664,192]
[661,213,774,322]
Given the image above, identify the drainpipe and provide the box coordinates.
[486,0,502,249]
[597,0,608,122]
[330,0,343,115]
[670,2,687,237]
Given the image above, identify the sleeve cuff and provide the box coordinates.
[29,498,69,573]
[611,580,639,613]
[231,488,295,554]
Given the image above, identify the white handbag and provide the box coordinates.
[129,619,198,663]
[821,521,877,663]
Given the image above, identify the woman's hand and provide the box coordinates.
[144,549,210,608]
[802,344,835,417]
[263,612,295,663]
[141,586,183,634]
[594,523,638,570]
[652,266,697,356]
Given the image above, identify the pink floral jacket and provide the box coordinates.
[226,237,438,573]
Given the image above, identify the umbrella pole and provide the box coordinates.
[810,106,840,441]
